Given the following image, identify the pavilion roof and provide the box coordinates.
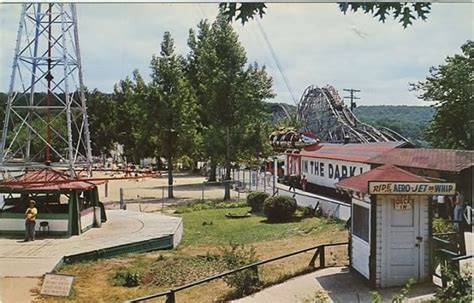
[0,168,98,191]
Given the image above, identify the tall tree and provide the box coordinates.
[411,41,473,150]
[86,89,116,159]
[148,32,198,198]
[113,70,149,163]
[188,15,274,200]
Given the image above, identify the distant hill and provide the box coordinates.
[265,102,435,147]
[353,105,435,147]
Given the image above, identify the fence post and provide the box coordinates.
[273,157,277,195]
[162,187,165,210]
[119,188,124,210]
[252,265,259,279]
[165,290,176,303]
[105,181,108,198]
[319,245,326,268]
[309,247,321,267]
[201,182,205,202]
[256,172,259,191]
[263,173,266,193]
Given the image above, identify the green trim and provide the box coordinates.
[52,257,66,272]
[62,235,174,264]
[81,224,93,233]
[68,191,80,236]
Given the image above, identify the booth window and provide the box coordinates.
[353,204,369,242]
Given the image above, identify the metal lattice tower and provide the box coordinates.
[0,3,92,176]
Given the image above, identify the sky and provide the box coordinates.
[0,3,472,106]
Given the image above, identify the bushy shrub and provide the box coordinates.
[111,269,140,287]
[435,266,472,302]
[246,192,270,212]
[221,244,260,297]
[263,196,297,222]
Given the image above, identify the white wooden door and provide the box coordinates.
[382,195,423,287]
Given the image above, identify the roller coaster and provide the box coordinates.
[296,85,409,144]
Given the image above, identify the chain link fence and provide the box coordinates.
[233,168,350,221]
[97,168,350,220]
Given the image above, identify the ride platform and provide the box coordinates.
[0,210,183,277]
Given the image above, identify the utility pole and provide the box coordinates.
[343,89,361,111]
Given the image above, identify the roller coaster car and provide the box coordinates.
[269,127,319,150]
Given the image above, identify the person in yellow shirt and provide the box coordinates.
[24,200,37,241]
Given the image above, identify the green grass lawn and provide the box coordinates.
[42,204,348,303]
[179,206,345,246]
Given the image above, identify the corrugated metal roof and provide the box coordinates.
[367,148,473,172]
[336,164,430,193]
[0,168,98,190]
[299,142,404,163]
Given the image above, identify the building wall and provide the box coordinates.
[301,157,370,189]
[0,213,69,234]
[351,196,371,279]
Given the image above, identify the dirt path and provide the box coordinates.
[233,267,436,303]
[0,277,39,303]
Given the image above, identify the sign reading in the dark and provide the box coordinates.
[392,196,413,211]
[40,273,74,297]
[369,182,456,196]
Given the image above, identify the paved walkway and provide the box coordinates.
[0,210,182,277]
[234,267,436,303]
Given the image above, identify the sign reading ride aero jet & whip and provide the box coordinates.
[369,182,456,196]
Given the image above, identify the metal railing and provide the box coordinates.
[110,180,245,210]
[432,219,470,287]
[127,241,348,303]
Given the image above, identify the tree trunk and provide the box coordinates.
[208,160,217,182]
[167,155,174,198]
[224,126,231,201]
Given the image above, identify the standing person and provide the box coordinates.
[445,195,453,220]
[301,175,308,192]
[436,195,446,219]
[453,191,465,226]
[24,200,37,242]
[288,175,294,192]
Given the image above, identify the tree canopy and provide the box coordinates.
[410,41,473,150]
[220,2,432,28]
[187,14,274,199]
[147,32,199,197]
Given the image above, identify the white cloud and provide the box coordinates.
[0,3,471,107]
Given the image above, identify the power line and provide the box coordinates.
[343,88,360,111]
[256,18,297,104]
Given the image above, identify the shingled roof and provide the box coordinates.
[299,142,404,163]
[336,164,430,194]
[0,168,98,191]
[367,148,473,173]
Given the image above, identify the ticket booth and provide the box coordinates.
[336,164,456,288]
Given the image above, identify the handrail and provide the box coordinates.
[452,254,474,261]
[127,241,348,303]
